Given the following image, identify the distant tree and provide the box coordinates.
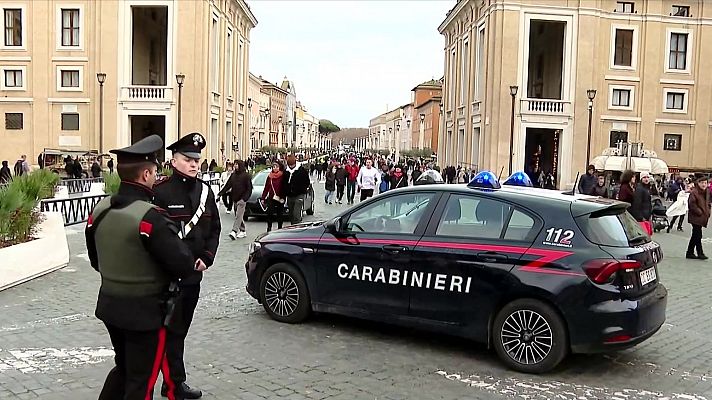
[319,119,341,133]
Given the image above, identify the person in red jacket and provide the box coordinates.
[344,158,360,205]
[262,161,286,232]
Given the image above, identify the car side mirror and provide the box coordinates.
[325,217,342,233]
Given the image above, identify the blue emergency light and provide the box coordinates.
[503,171,533,187]
[467,171,501,190]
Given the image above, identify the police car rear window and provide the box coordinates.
[575,209,650,247]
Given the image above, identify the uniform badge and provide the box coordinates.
[192,134,204,147]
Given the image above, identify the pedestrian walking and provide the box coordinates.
[590,174,608,197]
[325,163,336,204]
[578,165,597,195]
[107,158,114,174]
[357,158,379,201]
[153,132,221,399]
[283,155,311,224]
[263,162,286,232]
[13,155,26,177]
[85,135,196,400]
[390,165,408,189]
[686,174,710,260]
[222,160,252,240]
[0,161,11,184]
[91,160,102,178]
[218,162,234,214]
[617,169,636,206]
[335,162,347,204]
[345,158,359,205]
[630,172,653,223]
[666,182,690,232]
[379,164,391,194]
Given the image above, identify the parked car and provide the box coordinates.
[244,169,315,220]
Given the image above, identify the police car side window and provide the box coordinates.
[503,209,536,241]
[344,193,435,234]
[435,195,511,239]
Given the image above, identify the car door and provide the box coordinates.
[314,191,440,316]
[409,193,541,338]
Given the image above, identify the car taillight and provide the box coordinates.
[583,259,642,284]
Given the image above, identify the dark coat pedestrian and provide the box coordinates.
[219,165,253,203]
[107,158,114,174]
[630,181,652,222]
[578,165,597,195]
[617,170,635,205]
[687,175,710,259]
[262,162,286,231]
[325,168,336,191]
[91,161,102,178]
[200,159,209,172]
[0,161,11,183]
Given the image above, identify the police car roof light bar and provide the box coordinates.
[503,171,533,187]
[468,170,501,190]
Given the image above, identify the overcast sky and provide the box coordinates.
[248,0,453,129]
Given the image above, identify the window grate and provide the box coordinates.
[5,112,23,130]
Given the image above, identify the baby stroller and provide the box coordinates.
[651,196,669,232]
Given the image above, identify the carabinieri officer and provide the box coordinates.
[85,134,196,400]
[154,132,221,399]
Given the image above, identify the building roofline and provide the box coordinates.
[438,0,467,33]
[236,0,258,28]
[415,96,443,109]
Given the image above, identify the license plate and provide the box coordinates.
[640,268,657,286]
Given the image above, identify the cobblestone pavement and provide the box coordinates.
[1,181,712,399]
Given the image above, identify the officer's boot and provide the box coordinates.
[162,382,202,399]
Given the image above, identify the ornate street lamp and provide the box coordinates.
[586,89,597,169]
[176,74,186,138]
[96,73,106,154]
[509,85,518,175]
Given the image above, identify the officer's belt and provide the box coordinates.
[178,183,208,239]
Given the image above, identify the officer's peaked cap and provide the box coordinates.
[109,134,163,165]
[166,132,206,159]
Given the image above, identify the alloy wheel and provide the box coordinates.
[500,309,553,365]
[264,272,300,317]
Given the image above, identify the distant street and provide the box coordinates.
[1,181,711,399]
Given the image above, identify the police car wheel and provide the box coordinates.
[260,263,311,323]
[493,299,567,374]
[306,206,314,215]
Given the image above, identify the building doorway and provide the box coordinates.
[129,115,165,162]
[524,128,560,188]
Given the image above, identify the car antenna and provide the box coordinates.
[497,166,505,181]
[564,172,580,195]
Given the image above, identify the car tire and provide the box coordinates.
[306,205,314,215]
[492,299,568,374]
[259,263,311,323]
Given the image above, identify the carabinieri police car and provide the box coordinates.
[245,171,667,373]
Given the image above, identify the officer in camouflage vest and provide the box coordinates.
[85,135,196,400]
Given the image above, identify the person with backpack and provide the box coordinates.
[0,161,12,183]
[334,162,348,204]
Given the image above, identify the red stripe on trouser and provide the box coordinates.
[145,328,167,400]
[161,355,176,400]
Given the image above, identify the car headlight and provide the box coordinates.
[248,241,261,255]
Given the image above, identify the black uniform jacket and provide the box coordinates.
[85,181,195,331]
[153,169,221,284]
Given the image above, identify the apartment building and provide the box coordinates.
[439,0,712,188]
[247,72,269,151]
[0,0,256,164]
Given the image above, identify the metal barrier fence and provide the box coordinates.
[40,194,108,226]
[198,172,221,187]
[57,178,104,195]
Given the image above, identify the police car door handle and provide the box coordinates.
[382,244,408,254]
[476,252,508,262]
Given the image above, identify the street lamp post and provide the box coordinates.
[509,85,518,175]
[176,74,185,138]
[96,73,106,155]
[418,114,425,150]
[586,89,597,170]
[277,116,283,149]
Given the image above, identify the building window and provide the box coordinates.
[615,2,635,13]
[57,66,83,91]
[4,69,22,88]
[669,32,688,71]
[672,5,690,17]
[3,8,21,46]
[663,134,682,151]
[461,40,469,106]
[611,88,630,107]
[210,14,219,93]
[610,131,628,147]
[613,29,633,67]
[61,113,79,130]
[61,9,80,47]
[5,113,23,130]
[665,91,685,110]
[61,70,79,88]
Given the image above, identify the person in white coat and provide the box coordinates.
[666,182,691,232]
